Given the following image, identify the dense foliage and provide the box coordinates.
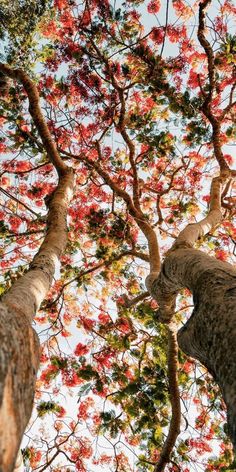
[0,0,235,471]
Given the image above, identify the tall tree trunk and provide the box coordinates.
[150,248,236,450]
[0,64,74,472]
[0,169,74,472]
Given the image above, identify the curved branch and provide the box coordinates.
[0,63,68,176]
[148,174,227,323]
[197,2,230,172]
[119,291,150,308]
[74,37,161,277]
[45,248,149,307]
[116,88,141,211]
[62,149,161,279]
[171,175,222,251]
[3,168,74,322]
[197,0,215,109]
[0,64,74,318]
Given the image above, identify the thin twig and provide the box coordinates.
[154,327,181,472]
[0,187,41,217]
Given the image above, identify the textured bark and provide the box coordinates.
[170,176,223,253]
[13,451,24,472]
[0,169,74,472]
[150,248,236,449]
[0,304,39,472]
[3,170,74,322]
[0,64,74,471]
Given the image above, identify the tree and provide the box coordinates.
[0,0,235,471]
[0,0,51,66]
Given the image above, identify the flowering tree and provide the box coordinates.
[0,0,235,471]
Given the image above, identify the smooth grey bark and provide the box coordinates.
[150,248,236,449]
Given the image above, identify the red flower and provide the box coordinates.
[117,317,131,334]
[215,249,228,261]
[80,316,96,331]
[182,361,193,373]
[61,328,71,337]
[151,27,165,44]
[29,448,42,468]
[0,176,10,187]
[56,406,66,417]
[9,216,22,232]
[0,142,6,153]
[98,313,111,325]
[188,70,201,89]
[95,351,114,368]
[224,154,233,165]
[74,343,89,356]
[54,0,66,9]
[40,365,59,384]
[62,369,82,387]
[78,398,94,420]
[147,0,160,14]
[189,438,212,454]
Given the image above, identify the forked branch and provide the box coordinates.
[0,63,68,176]
[63,146,161,280]
[171,175,223,252]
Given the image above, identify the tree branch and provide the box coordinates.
[0,187,40,217]
[119,291,150,308]
[77,36,161,277]
[62,148,161,280]
[197,0,215,110]
[154,327,181,472]
[45,248,149,307]
[0,64,68,176]
[197,1,230,173]
[171,175,223,251]
[116,88,141,212]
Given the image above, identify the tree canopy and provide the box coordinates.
[0,0,235,471]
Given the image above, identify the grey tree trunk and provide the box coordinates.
[151,248,236,449]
